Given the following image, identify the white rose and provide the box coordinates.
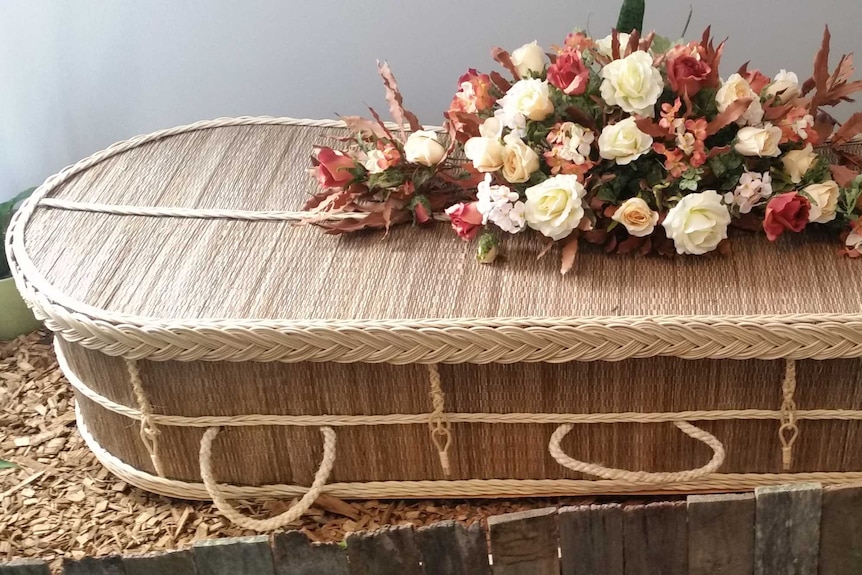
[596,33,632,57]
[501,133,540,183]
[765,70,801,102]
[598,117,653,165]
[612,197,659,237]
[510,41,546,77]
[716,74,764,126]
[479,115,504,139]
[662,190,731,255]
[464,137,505,172]
[363,150,386,174]
[599,51,663,117]
[846,228,862,252]
[499,78,555,123]
[524,174,587,241]
[404,130,445,166]
[781,144,817,184]
[804,180,840,224]
[734,124,782,157]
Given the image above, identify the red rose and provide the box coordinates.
[666,44,711,96]
[763,192,810,241]
[547,49,590,96]
[445,202,483,240]
[315,147,356,188]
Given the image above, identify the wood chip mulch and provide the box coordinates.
[1,331,660,571]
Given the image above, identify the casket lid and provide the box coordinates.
[8,118,862,363]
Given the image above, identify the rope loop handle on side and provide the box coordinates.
[549,421,726,484]
[199,426,336,532]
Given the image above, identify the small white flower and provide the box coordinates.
[476,174,526,234]
[729,171,773,214]
[363,150,387,174]
[549,122,595,165]
[454,80,478,114]
[662,190,731,255]
[792,114,816,141]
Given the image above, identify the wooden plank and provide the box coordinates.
[61,556,126,575]
[559,503,623,575]
[687,493,755,575]
[345,525,422,575]
[755,483,821,575]
[123,549,197,575]
[272,531,349,575]
[622,502,687,575]
[487,507,559,575]
[415,520,490,575]
[816,485,862,575]
[0,559,51,575]
[193,535,274,575]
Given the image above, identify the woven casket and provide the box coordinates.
[8,117,862,522]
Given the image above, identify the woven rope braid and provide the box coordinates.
[8,117,862,365]
[779,359,800,470]
[76,407,862,501]
[427,364,453,476]
[199,426,336,532]
[549,421,726,483]
[125,359,166,477]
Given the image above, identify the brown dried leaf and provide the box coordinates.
[489,71,512,93]
[634,117,668,138]
[378,60,411,138]
[341,114,389,140]
[366,108,394,140]
[625,29,640,57]
[833,112,862,146]
[815,110,838,142]
[537,238,555,260]
[560,233,579,275]
[706,98,752,135]
[565,106,599,132]
[616,234,644,255]
[830,163,860,188]
[808,26,832,111]
[491,47,521,80]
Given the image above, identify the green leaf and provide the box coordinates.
[0,460,16,469]
[368,169,406,190]
[412,168,435,191]
[651,35,674,55]
[616,0,645,34]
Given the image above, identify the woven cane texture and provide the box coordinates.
[7,117,862,363]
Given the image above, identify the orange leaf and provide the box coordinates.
[634,117,668,138]
[491,47,521,80]
[377,61,422,138]
[830,163,860,188]
[808,26,832,112]
[560,233,580,275]
[706,98,752,135]
[833,112,862,146]
[341,114,390,140]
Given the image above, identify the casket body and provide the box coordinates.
[9,118,862,500]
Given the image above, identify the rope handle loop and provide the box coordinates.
[549,421,726,484]
[199,426,336,531]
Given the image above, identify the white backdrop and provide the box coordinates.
[2,0,861,200]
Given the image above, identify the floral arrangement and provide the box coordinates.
[307,0,862,273]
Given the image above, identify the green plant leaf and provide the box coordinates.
[616,0,645,34]
[0,459,16,469]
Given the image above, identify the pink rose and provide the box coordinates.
[413,201,431,224]
[763,192,810,241]
[315,147,357,188]
[547,49,590,96]
[445,202,483,240]
[666,44,711,96]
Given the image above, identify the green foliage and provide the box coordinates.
[651,35,674,55]
[679,167,704,191]
[0,460,16,470]
[616,0,645,34]
[411,167,436,191]
[707,152,745,191]
[801,155,831,187]
[367,169,406,190]
[839,176,862,222]
[1,188,36,280]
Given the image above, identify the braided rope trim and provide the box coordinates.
[9,116,862,363]
[76,406,862,501]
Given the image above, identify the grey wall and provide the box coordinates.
[2,0,860,201]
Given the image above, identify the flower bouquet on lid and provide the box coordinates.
[306,0,862,273]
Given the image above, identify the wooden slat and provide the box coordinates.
[61,556,126,575]
[559,503,623,575]
[817,485,862,575]
[415,520,490,575]
[0,559,52,575]
[123,549,197,575]
[193,536,274,575]
[755,483,821,575]
[487,507,559,575]
[622,502,688,575]
[272,531,349,575]
[345,525,422,575]
[687,493,755,575]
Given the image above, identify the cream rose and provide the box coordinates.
[464,137,505,172]
[403,130,445,166]
[804,180,840,223]
[782,144,817,184]
[599,51,663,117]
[524,174,587,241]
[765,70,801,102]
[715,73,764,126]
[612,197,659,237]
[662,190,731,255]
[734,124,782,157]
[499,78,554,123]
[595,33,632,57]
[501,133,540,183]
[479,115,504,139]
[363,150,386,174]
[511,41,546,77]
[598,117,653,165]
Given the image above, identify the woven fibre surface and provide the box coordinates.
[64,342,862,485]
[20,123,862,321]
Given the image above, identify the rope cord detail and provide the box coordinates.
[126,359,166,477]
[779,359,800,470]
[427,364,453,476]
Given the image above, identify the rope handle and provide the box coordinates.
[199,426,336,531]
[549,421,726,484]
